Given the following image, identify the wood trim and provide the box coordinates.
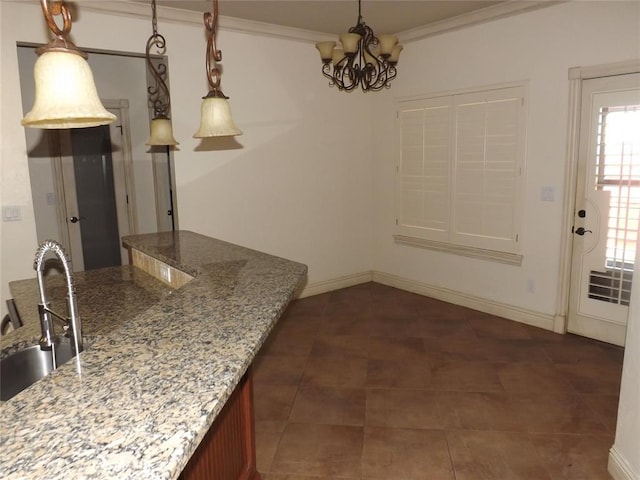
[372,270,556,332]
[608,446,640,480]
[104,99,138,236]
[79,0,560,44]
[398,1,564,42]
[394,235,523,266]
[78,0,334,43]
[299,272,374,298]
[49,131,72,256]
[297,270,556,333]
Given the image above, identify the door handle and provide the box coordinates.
[573,226,592,236]
[69,216,81,223]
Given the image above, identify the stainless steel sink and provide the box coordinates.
[1,342,74,401]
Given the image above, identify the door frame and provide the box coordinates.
[555,59,640,334]
[51,99,138,268]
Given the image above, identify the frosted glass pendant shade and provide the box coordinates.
[22,51,116,129]
[193,96,242,138]
[146,118,179,146]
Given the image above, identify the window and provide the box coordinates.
[588,104,640,305]
[394,84,527,265]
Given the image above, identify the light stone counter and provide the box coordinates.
[0,231,307,479]
[1,265,174,358]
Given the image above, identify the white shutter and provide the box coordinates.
[397,97,451,242]
[452,87,524,253]
[395,84,526,260]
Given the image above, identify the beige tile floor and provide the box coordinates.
[253,282,624,480]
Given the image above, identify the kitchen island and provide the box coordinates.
[0,231,307,479]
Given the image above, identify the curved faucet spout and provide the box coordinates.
[33,240,83,357]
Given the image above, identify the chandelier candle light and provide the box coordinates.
[22,0,116,128]
[145,0,178,146]
[315,0,402,92]
[193,0,242,138]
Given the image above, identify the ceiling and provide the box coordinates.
[144,0,509,35]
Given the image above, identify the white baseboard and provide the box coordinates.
[298,270,556,332]
[609,447,640,480]
[299,272,373,298]
[371,271,555,331]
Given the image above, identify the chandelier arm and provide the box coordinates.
[341,62,359,92]
[321,63,337,87]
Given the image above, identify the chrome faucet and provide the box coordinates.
[33,240,83,359]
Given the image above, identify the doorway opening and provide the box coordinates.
[17,44,178,272]
[561,63,640,347]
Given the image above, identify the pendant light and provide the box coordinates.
[145,0,178,146]
[193,0,242,138]
[22,0,116,129]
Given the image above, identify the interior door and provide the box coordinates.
[60,107,131,270]
[568,73,640,346]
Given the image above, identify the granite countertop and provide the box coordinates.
[1,265,174,357]
[0,231,307,479]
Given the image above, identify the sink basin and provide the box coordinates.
[1,342,75,401]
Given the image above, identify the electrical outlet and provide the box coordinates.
[527,279,536,293]
[160,264,171,283]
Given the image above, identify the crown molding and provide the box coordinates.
[78,1,334,43]
[76,0,562,44]
[398,0,565,43]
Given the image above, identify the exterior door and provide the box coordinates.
[568,73,640,346]
[58,106,133,270]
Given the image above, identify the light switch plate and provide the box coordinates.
[541,186,555,202]
[2,205,22,222]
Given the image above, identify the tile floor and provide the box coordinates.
[252,282,625,480]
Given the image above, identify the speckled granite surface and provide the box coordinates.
[0,231,307,479]
[1,265,173,358]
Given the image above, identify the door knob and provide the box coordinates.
[573,227,592,236]
[69,216,80,223]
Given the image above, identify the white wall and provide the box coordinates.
[0,1,373,311]
[372,1,640,318]
[611,280,640,479]
[174,28,374,284]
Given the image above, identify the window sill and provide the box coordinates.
[393,234,523,266]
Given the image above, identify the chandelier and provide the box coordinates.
[315,0,403,92]
[145,0,178,146]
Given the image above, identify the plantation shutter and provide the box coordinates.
[452,87,524,252]
[397,97,451,242]
[395,84,526,258]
